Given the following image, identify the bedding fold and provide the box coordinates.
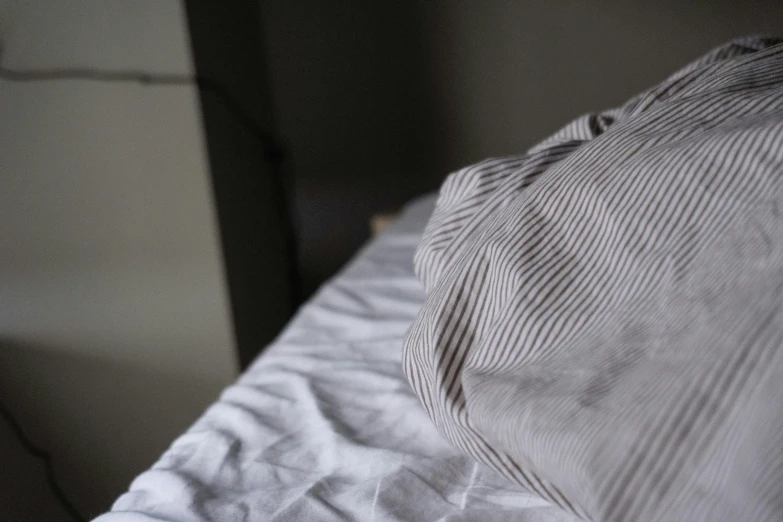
[404,36,783,522]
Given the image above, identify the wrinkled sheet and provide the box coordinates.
[93,195,577,522]
[403,37,783,522]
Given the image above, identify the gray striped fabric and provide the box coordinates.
[403,36,783,522]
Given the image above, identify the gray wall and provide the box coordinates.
[0,1,239,518]
[0,0,236,381]
[261,0,783,295]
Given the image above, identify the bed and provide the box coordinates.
[96,36,783,522]
[93,195,576,522]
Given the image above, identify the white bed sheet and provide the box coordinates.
[94,195,578,522]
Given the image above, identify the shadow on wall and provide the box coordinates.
[0,339,226,520]
[260,0,783,298]
[261,0,446,296]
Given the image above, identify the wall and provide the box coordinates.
[0,0,236,381]
[261,0,442,295]
[420,0,783,169]
[185,0,296,367]
[0,1,238,518]
[261,0,783,296]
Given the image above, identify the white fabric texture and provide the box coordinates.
[404,37,783,522]
[93,196,577,522]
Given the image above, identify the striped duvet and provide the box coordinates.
[403,36,783,521]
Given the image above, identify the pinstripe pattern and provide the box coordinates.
[403,36,783,521]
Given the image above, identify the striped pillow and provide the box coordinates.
[403,36,783,522]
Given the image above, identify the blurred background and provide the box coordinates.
[1,1,783,520]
